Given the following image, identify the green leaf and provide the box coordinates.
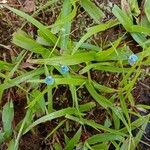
[27,86,53,109]
[0,60,13,71]
[144,0,150,23]
[37,28,57,46]
[79,102,96,112]
[85,82,112,108]
[0,68,44,91]
[64,134,70,145]
[28,75,87,86]
[136,104,150,110]
[31,0,59,19]
[112,111,120,130]
[120,138,130,150]
[73,42,101,51]
[139,14,150,28]
[4,4,57,46]
[120,115,149,134]
[131,119,149,149]
[130,25,150,35]
[23,107,76,134]
[64,127,82,150]
[46,120,66,139]
[50,1,77,29]
[80,0,105,23]
[72,19,118,54]
[31,90,46,113]
[59,0,72,54]
[24,103,95,134]
[130,33,148,48]
[93,81,117,93]
[5,50,26,82]
[69,85,79,111]
[4,5,44,29]
[2,100,14,137]
[14,109,33,149]
[112,5,132,30]
[13,30,50,57]
[65,115,126,136]
[104,117,112,128]
[28,51,96,65]
[128,0,140,16]
[111,106,130,135]
[36,36,51,46]
[91,143,108,150]
[87,133,124,145]
[0,132,5,145]
[95,47,132,61]
[8,139,16,150]
[53,142,62,150]
[80,63,130,74]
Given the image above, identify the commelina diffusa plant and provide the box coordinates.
[0,1,150,150]
[44,76,55,85]
[60,65,70,74]
[44,65,69,85]
[128,54,138,65]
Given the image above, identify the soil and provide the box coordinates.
[132,77,150,150]
[133,77,150,105]
[0,0,150,149]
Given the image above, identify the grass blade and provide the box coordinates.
[59,0,72,54]
[24,103,95,134]
[2,100,14,138]
[0,68,44,90]
[87,133,124,145]
[28,51,96,65]
[64,127,82,150]
[13,30,50,57]
[72,19,118,54]
[66,115,126,136]
[112,5,132,30]
[92,81,117,93]
[85,82,112,108]
[80,0,105,23]
[3,4,44,29]
[144,0,150,23]
[4,5,57,45]
[0,60,13,71]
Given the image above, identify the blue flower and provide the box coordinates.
[61,65,69,74]
[44,76,55,85]
[128,54,138,65]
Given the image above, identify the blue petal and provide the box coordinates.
[128,54,138,65]
[44,76,55,85]
[61,65,69,74]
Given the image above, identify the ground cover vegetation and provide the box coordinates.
[0,0,150,149]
